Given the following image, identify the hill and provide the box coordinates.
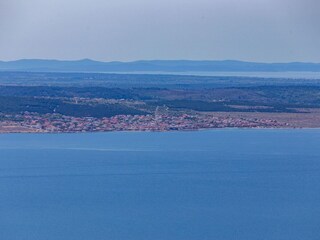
[1,59,320,73]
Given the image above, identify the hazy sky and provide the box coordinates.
[1,0,320,62]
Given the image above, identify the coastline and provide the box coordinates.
[2,125,320,135]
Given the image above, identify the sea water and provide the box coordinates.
[1,129,320,240]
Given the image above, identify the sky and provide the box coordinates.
[0,0,320,62]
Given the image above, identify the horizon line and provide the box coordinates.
[1,58,320,65]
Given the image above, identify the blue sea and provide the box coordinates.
[1,130,320,240]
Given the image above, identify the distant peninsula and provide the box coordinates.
[1,59,320,73]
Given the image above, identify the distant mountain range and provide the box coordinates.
[1,59,320,73]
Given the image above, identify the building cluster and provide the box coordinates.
[0,112,287,133]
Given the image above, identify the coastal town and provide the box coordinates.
[2,85,320,133]
[0,111,288,133]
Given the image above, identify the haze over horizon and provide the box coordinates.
[1,58,320,64]
[0,58,270,64]
[1,0,320,62]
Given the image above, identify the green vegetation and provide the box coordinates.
[1,85,320,117]
[0,96,146,118]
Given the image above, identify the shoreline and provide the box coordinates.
[2,126,320,135]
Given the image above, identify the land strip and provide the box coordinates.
[1,85,320,132]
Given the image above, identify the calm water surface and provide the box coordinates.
[1,129,320,240]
